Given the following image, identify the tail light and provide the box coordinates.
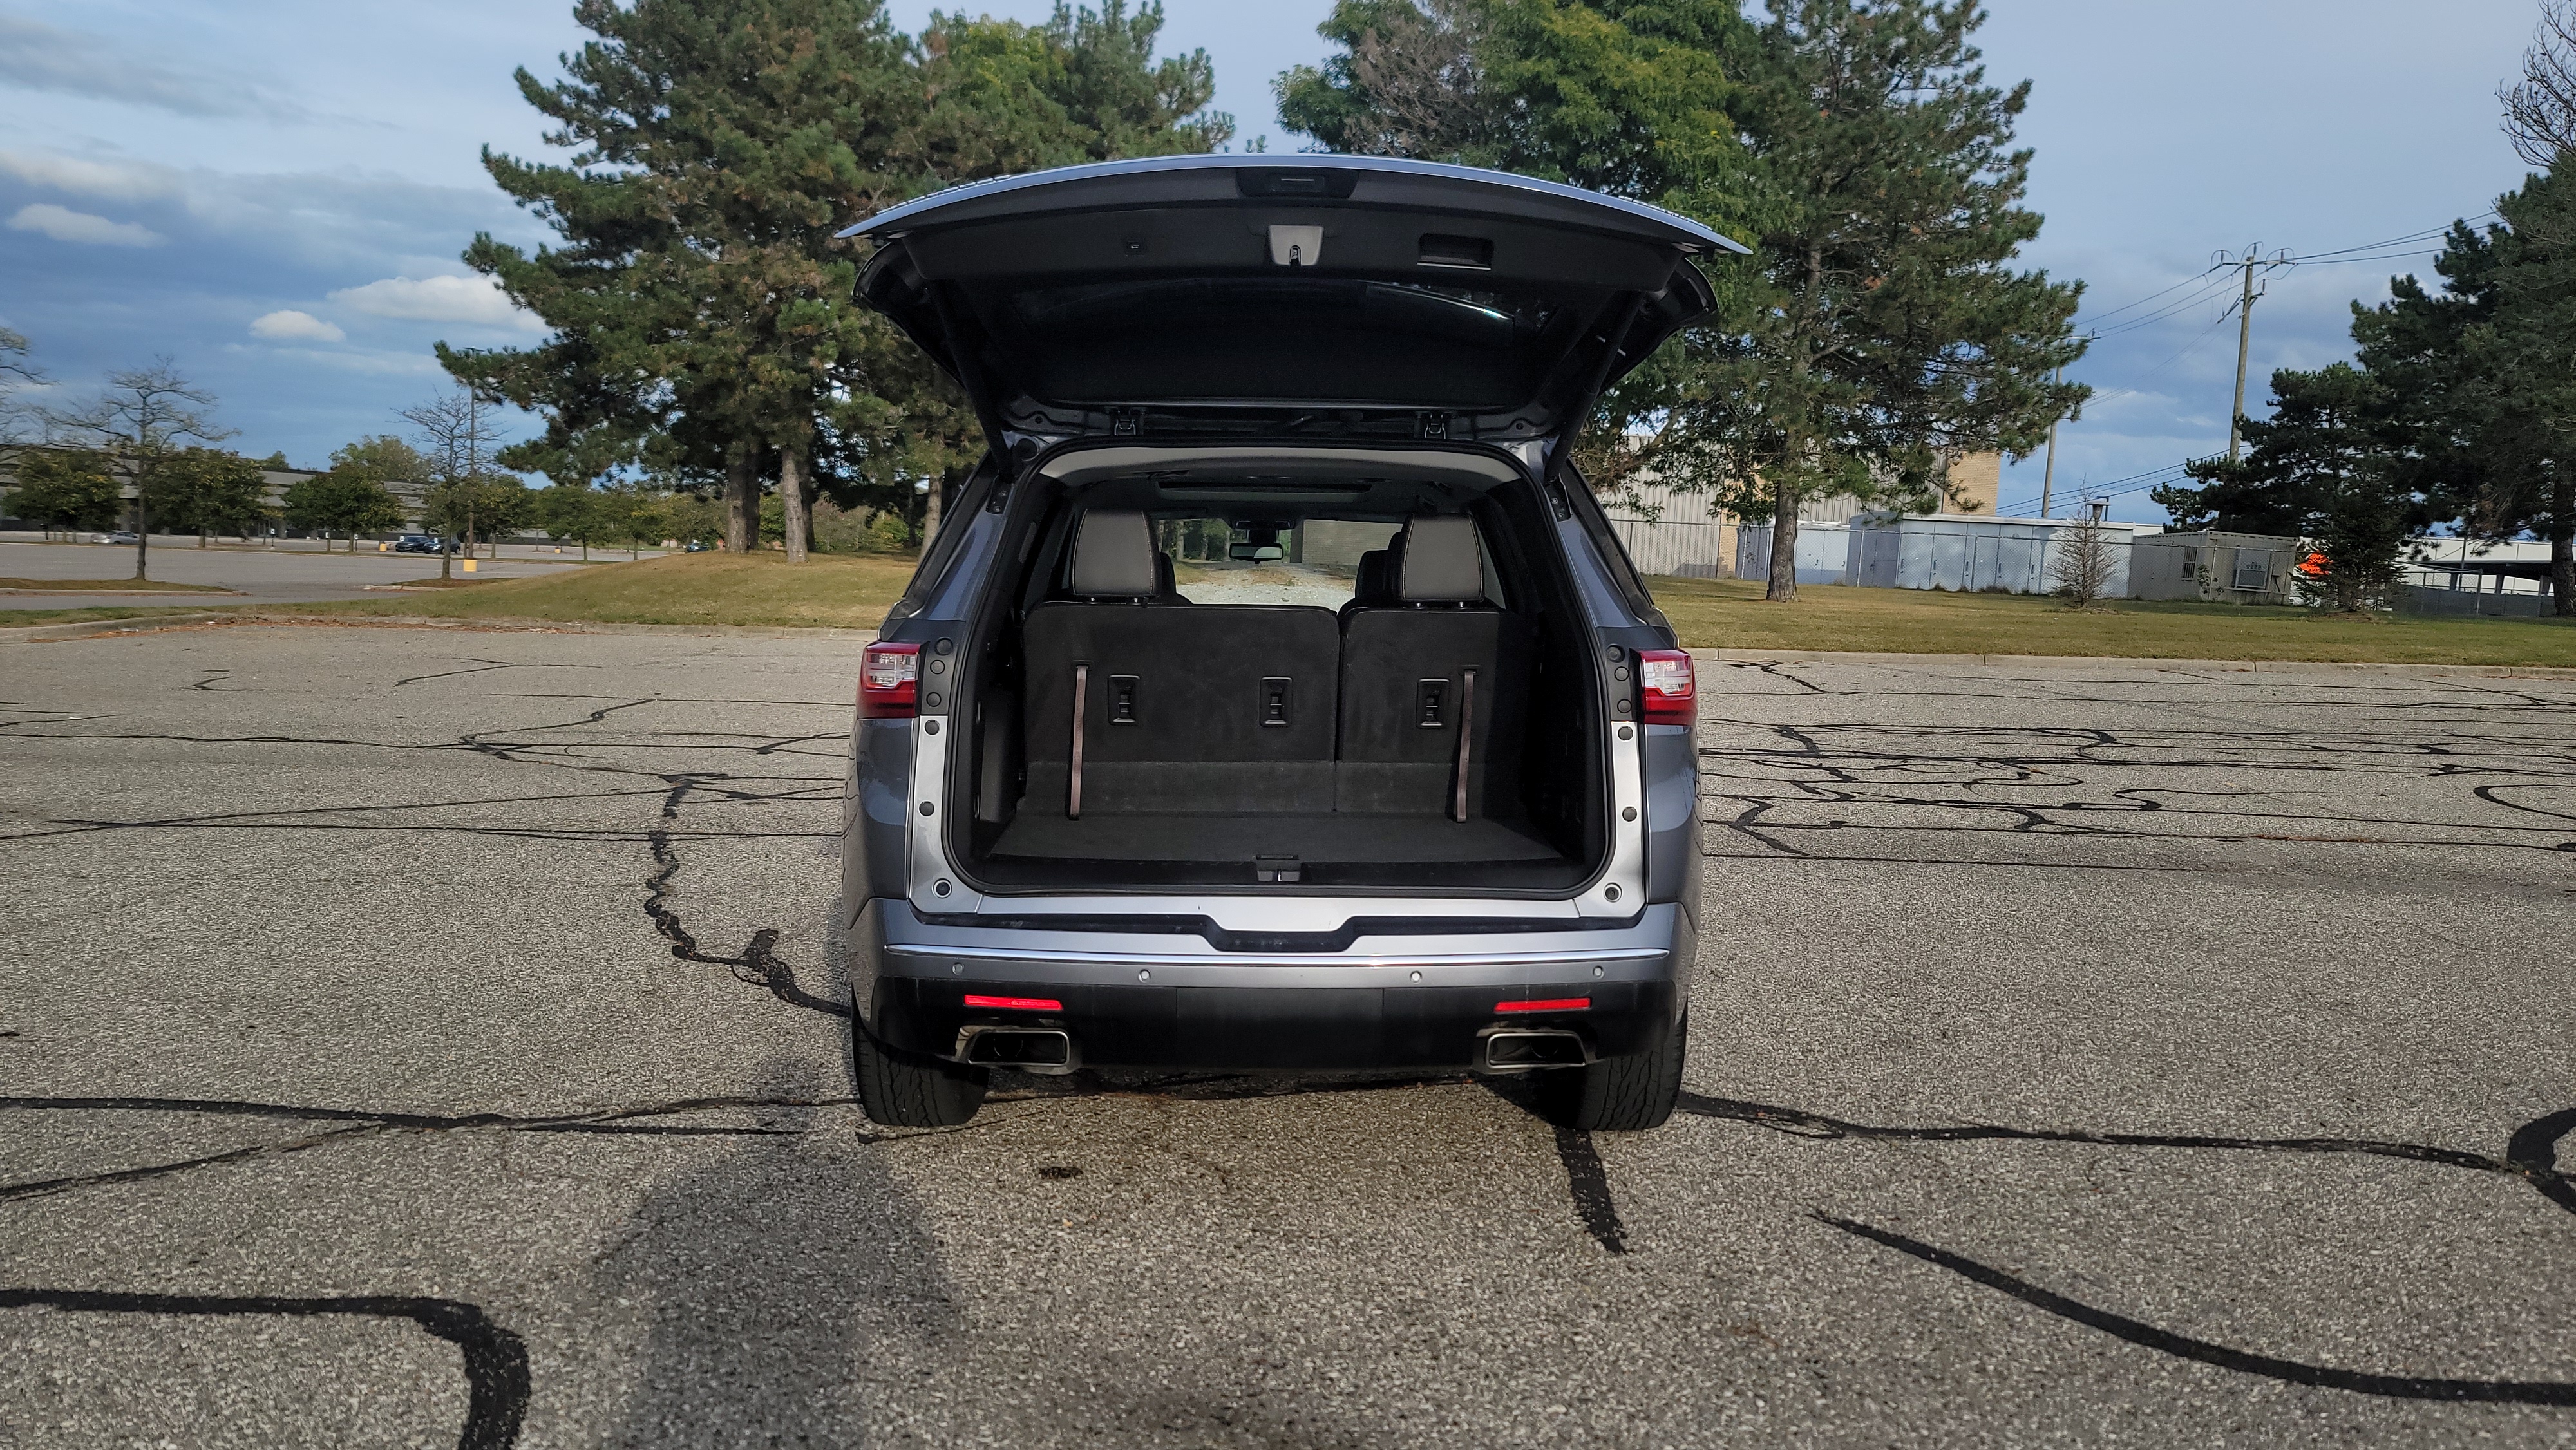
[1638,648,1695,724]
[858,641,920,719]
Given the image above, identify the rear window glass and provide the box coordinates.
[1010,279,1557,351]
[1153,516,1401,608]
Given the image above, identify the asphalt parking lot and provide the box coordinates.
[0,537,615,610]
[3,623,2571,1447]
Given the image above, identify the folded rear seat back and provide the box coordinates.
[1336,515,1532,819]
[1021,509,1339,816]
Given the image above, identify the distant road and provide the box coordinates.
[0,535,648,609]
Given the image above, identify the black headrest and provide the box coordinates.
[1352,549,1391,605]
[1068,510,1157,597]
[1398,516,1484,602]
[1154,551,1184,601]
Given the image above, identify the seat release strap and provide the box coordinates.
[1453,667,1477,822]
[1069,663,1088,820]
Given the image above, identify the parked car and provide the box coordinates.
[393,534,459,554]
[837,155,1728,1131]
[93,531,139,545]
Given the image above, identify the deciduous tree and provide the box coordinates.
[146,448,273,547]
[50,361,231,579]
[283,471,404,551]
[536,482,630,560]
[0,326,45,442]
[5,447,121,540]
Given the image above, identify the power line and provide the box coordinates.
[2085,308,2242,406]
[2280,211,2496,263]
[2082,272,2243,341]
[2032,207,2501,519]
[1999,460,2192,518]
[2069,208,2499,343]
[2079,270,2225,328]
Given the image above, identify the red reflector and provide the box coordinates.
[963,994,1063,1012]
[1496,997,1591,1014]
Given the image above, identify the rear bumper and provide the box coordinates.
[857,899,1694,1072]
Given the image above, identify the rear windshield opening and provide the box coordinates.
[946,467,1607,894]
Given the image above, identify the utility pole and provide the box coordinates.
[2040,365,2063,518]
[2221,246,2289,463]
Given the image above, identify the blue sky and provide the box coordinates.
[0,1,2546,520]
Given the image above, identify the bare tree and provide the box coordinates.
[2504,0,2576,167]
[0,326,43,446]
[400,389,506,579]
[51,361,230,579]
[2048,501,2119,609]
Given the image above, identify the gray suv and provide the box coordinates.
[837,155,1732,1131]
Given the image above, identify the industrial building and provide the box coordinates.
[2128,530,2302,605]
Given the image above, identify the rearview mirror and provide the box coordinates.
[1228,543,1287,562]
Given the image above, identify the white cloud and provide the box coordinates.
[328,274,541,330]
[6,203,165,247]
[250,309,345,343]
[0,149,180,203]
[0,14,321,124]
[223,343,444,377]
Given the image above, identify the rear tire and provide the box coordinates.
[853,1015,987,1127]
[1556,1011,1686,1132]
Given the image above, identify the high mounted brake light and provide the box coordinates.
[1638,649,1695,725]
[858,642,920,719]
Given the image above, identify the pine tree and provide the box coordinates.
[1688,0,2085,599]
[2165,364,2427,614]
[444,0,1227,563]
[2468,165,2576,614]
[1278,1,2085,598]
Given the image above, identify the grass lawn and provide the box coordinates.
[0,578,238,592]
[280,551,919,628]
[1,605,241,627]
[35,551,2570,668]
[1653,577,2576,666]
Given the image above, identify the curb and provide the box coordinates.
[1698,647,2576,681]
[0,611,240,645]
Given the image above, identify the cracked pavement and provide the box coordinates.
[1,625,2571,1446]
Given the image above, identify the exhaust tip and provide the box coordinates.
[958,1026,1074,1073]
[1480,1028,1589,1071]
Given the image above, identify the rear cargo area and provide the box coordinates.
[954,468,1606,892]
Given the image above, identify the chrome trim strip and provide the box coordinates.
[1580,718,1648,919]
[904,715,985,914]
